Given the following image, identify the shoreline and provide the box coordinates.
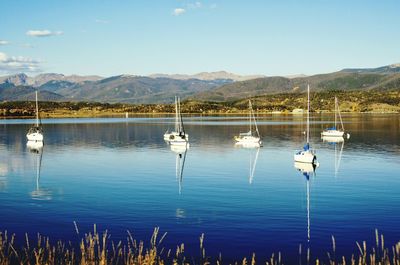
[1,110,399,119]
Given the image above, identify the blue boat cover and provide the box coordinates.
[303,143,310,151]
[326,126,336,131]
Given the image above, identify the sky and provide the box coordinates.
[1,0,400,77]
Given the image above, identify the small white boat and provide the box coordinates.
[235,100,262,145]
[294,84,317,164]
[26,91,44,142]
[321,97,349,138]
[164,96,189,145]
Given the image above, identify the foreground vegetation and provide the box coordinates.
[1,90,400,118]
[0,227,399,265]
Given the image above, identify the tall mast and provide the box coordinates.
[178,97,185,134]
[174,96,179,132]
[249,100,252,133]
[334,96,337,129]
[35,90,39,127]
[307,84,310,144]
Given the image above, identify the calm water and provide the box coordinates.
[0,114,399,263]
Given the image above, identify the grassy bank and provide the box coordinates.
[1,90,400,118]
[0,227,399,265]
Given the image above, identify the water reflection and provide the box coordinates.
[170,144,188,194]
[235,144,260,184]
[27,143,52,200]
[294,162,317,264]
[322,136,345,177]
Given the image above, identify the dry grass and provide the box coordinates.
[0,227,399,265]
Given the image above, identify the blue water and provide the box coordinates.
[0,114,399,263]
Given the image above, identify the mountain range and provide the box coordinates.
[1,64,400,103]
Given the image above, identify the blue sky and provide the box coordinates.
[0,0,399,77]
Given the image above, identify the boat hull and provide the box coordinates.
[321,130,344,137]
[164,132,189,142]
[234,136,261,144]
[27,132,44,142]
[294,150,316,164]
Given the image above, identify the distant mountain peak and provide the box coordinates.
[149,71,265,81]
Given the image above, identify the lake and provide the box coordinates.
[0,114,399,263]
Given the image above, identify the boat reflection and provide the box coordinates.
[27,144,52,200]
[294,161,317,264]
[27,140,44,153]
[321,135,344,143]
[235,142,260,184]
[170,143,188,194]
[322,136,344,177]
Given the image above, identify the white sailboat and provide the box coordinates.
[26,91,44,142]
[321,97,349,138]
[164,96,189,145]
[294,85,317,164]
[234,100,262,145]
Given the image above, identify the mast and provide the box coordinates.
[252,103,260,138]
[174,96,179,132]
[334,97,337,129]
[249,100,252,133]
[35,91,39,127]
[337,98,345,131]
[307,84,310,144]
[178,97,185,134]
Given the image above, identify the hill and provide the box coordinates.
[194,69,400,101]
[1,64,400,103]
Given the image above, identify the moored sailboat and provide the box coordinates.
[321,97,349,138]
[294,85,317,164]
[164,96,189,145]
[234,100,262,145]
[26,91,44,142]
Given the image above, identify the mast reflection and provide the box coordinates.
[170,144,188,194]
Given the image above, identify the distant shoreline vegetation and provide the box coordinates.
[1,90,400,118]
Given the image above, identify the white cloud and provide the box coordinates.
[173,8,186,16]
[0,52,42,73]
[0,52,6,61]
[26,30,63,37]
[0,40,9,45]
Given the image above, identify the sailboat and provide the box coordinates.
[26,91,44,142]
[321,97,349,138]
[164,96,189,145]
[234,100,262,145]
[294,84,317,164]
